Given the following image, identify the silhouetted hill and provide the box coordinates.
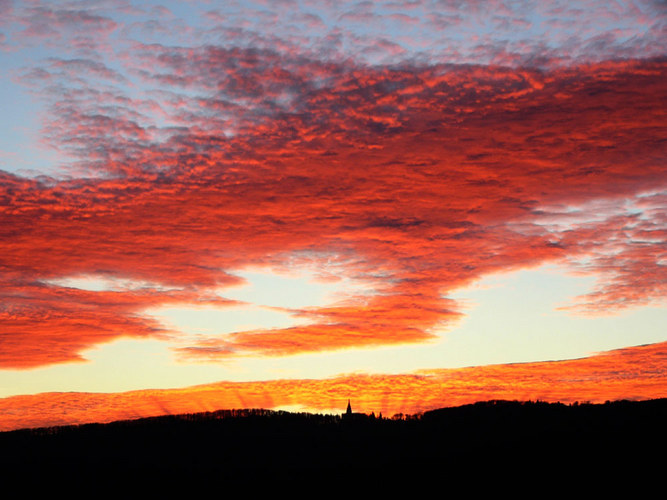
[1,399,664,488]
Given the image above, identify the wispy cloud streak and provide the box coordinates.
[1,341,664,431]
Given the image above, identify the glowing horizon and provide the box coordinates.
[0,0,665,431]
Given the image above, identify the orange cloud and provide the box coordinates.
[1,342,664,431]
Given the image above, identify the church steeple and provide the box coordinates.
[346,399,352,415]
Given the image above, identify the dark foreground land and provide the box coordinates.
[1,399,665,487]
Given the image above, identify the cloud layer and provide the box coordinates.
[1,341,664,431]
[0,1,665,374]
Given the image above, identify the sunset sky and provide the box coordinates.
[0,0,665,431]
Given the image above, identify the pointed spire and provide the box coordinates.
[346,399,352,415]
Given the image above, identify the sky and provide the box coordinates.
[0,0,665,430]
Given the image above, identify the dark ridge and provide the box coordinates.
[1,399,664,488]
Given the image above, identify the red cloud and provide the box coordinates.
[1,50,665,367]
[0,275,239,369]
